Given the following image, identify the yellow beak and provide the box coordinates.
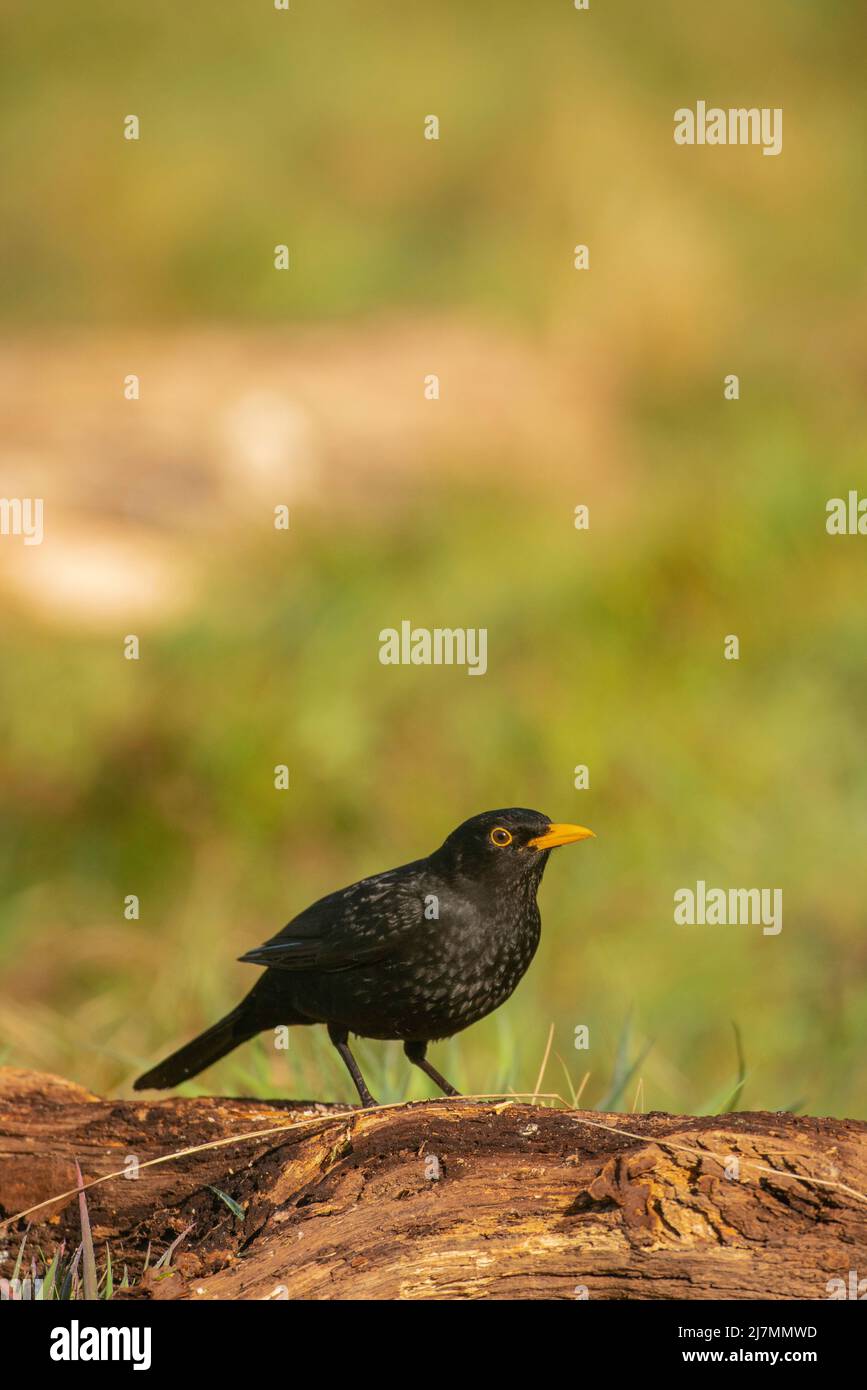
[527,822,596,851]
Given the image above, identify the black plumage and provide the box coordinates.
[134,808,594,1106]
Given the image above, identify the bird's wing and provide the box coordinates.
[238,863,431,973]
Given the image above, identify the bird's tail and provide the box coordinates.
[134,998,261,1091]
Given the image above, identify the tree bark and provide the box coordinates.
[1,1067,865,1300]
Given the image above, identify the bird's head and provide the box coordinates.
[435,808,595,882]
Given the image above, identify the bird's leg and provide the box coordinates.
[328,1024,378,1108]
[404,1041,462,1097]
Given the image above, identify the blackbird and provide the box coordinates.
[134,808,594,1106]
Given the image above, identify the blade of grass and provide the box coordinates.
[11,1229,28,1285]
[154,1223,194,1270]
[61,1244,82,1301]
[75,1161,98,1301]
[722,1023,747,1113]
[597,1010,654,1112]
[531,1022,555,1105]
[208,1187,245,1221]
[554,1052,579,1107]
[37,1244,63,1301]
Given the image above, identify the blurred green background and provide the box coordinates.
[0,1,865,1115]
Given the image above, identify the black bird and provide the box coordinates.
[134,808,594,1106]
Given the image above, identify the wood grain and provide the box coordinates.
[1,1068,865,1300]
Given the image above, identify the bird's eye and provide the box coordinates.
[490,827,513,847]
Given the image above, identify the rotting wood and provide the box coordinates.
[1,1068,865,1301]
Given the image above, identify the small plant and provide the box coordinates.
[0,1160,185,1300]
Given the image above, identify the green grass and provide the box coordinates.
[2,468,866,1117]
[1,1173,187,1300]
[3,456,867,1111]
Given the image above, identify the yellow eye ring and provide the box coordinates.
[490,827,513,847]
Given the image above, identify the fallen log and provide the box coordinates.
[0,1067,865,1300]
